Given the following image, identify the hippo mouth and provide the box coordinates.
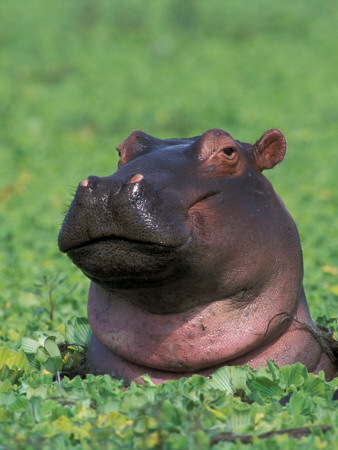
[65,234,190,290]
[62,232,185,253]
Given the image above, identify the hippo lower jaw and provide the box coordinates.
[65,236,192,292]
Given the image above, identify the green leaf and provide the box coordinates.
[21,337,40,354]
[42,337,63,373]
[229,406,253,433]
[0,379,12,393]
[65,317,92,347]
[267,360,280,382]
[28,396,41,423]
[9,397,28,413]
[0,364,24,384]
[36,347,49,363]
[26,353,40,370]
[248,376,284,399]
[303,376,325,397]
[281,363,309,388]
[0,408,9,421]
[44,337,62,359]
[0,346,29,371]
[229,366,249,394]
[160,400,182,426]
[140,374,156,386]
[42,356,63,374]
[287,390,313,416]
[207,366,234,394]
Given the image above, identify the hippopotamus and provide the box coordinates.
[58,128,336,384]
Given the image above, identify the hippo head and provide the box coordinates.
[58,128,335,384]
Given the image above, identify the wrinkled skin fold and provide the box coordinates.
[58,128,336,384]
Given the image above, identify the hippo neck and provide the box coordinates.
[87,295,334,385]
[87,278,305,373]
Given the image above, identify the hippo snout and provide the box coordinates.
[59,171,190,253]
[58,165,195,291]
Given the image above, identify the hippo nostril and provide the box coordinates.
[80,175,101,192]
[128,173,144,184]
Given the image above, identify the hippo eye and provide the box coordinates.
[222,147,235,157]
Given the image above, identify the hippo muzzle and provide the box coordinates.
[58,142,221,294]
[59,172,190,291]
[58,128,336,384]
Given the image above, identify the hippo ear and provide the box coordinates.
[116,130,162,167]
[254,129,287,171]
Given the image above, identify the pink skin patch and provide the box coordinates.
[80,179,89,187]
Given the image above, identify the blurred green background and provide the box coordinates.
[0,0,337,338]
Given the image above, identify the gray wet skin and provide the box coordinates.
[58,128,336,385]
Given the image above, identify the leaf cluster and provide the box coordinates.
[0,338,337,449]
